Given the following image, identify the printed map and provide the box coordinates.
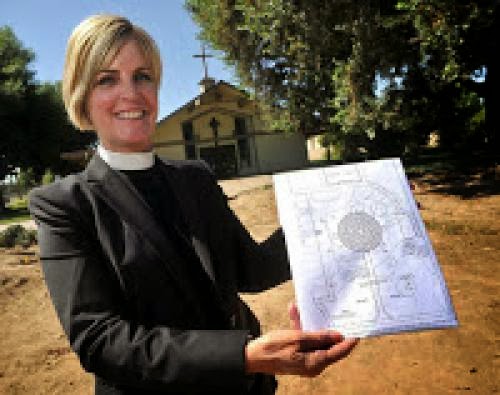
[273,159,458,337]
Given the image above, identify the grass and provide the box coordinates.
[0,196,31,225]
[7,196,28,210]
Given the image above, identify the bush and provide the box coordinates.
[42,168,55,185]
[15,168,36,197]
[0,224,37,248]
[6,196,28,210]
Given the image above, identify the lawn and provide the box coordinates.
[0,196,31,225]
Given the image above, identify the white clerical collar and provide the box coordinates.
[97,145,155,170]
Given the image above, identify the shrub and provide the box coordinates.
[42,168,55,185]
[6,196,28,210]
[15,168,36,197]
[0,225,37,248]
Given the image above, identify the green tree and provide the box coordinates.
[15,167,36,197]
[0,26,35,180]
[24,81,96,177]
[187,0,495,160]
[186,0,430,158]
[186,0,352,134]
[0,26,96,184]
[396,0,496,155]
[41,168,55,185]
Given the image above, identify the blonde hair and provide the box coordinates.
[62,14,162,130]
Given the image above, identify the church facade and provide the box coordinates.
[152,78,308,179]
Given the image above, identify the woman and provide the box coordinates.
[29,14,358,395]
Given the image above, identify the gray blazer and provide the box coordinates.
[29,155,290,395]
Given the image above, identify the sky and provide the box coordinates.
[0,0,239,120]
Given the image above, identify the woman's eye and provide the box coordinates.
[135,72,152,82]
[96,75,115,86]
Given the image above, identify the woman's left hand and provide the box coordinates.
[244,301,359,377]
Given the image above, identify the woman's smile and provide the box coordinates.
[115,110,146,120]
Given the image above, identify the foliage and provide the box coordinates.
[186,0,351,135]
[41,168,55,185]
[16,81,97,178]
[0,26,96,182]
[0,224,37,248]
[186,0,496,161]
[7,195,28,211]
[15,167,36,194]
[0,26,35,179]
[396,0,497,153]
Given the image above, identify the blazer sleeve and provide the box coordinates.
[200,166,291,293]
[28,183,251,393]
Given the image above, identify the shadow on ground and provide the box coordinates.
[410,168,499,198]
[404,149,499,199]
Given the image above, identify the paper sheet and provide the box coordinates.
[273,158,458,337]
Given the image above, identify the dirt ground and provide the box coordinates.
[0,172,498,394]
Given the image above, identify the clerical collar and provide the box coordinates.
[97,145,155,170]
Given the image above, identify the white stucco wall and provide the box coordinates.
[254,133,307,174]
[155,144,185,161]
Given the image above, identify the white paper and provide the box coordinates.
[273,158,458,337]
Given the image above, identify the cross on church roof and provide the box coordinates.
[193,45,214,80]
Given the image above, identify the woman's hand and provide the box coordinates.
[245,302,359,377]
[245,329,358,377]
[288,302,302,330]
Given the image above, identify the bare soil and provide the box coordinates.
[0,174,498,394]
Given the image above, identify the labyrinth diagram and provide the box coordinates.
[273,159,458,337]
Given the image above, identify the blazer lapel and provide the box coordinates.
[82,155,200,297]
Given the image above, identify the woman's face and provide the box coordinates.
[87,39,158,152]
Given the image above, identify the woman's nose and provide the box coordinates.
[119,79,139,98]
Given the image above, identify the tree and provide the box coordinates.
[396,0,498,156]
[15,167,36,197]
[0,26,35,180]
[24,81,96,176]
[186,0,431,158]
[41,168,55,185]
[0,26,96,183]
[187,0,495,160]
[186,0,353,134]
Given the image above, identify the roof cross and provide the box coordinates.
[193,45,214,80]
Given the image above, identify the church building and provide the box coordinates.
[152,50,308,178]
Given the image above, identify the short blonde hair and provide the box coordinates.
[62,14,162,130]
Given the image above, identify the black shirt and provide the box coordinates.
[120,162,229,328]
